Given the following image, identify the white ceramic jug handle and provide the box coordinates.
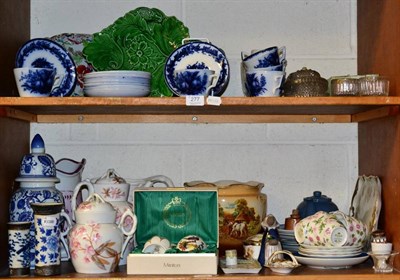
[142,175,175,188]
[118,209,138,259]
[60,209,72,261]
[71,179,94,221]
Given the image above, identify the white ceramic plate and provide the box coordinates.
[349,175,382,237]
[300,244,363,251]
[84,84,150,97]
[294,253,369,269]
[85,70,151,78]
[299,249,362,258]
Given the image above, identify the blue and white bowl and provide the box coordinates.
[83,70,151,97]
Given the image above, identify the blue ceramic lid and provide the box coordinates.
[17,134,58,180]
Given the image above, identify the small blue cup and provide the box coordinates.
[14,68,61,97]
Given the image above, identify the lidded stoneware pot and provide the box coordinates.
[69,193,137,274]
[9,134,64,267]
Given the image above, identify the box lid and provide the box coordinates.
[134,187,218,248]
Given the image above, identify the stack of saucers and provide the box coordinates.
[83,70,151,97]
[278,226,299,253]
[298,244,363,258]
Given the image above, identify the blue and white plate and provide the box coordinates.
[15,38,77,97]
[164,41,229,96]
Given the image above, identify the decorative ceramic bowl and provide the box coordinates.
[283,67,328,97]
[266,250,300,274]
[184,180,266,255]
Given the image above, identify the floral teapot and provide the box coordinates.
[73,169,174,225]
[69,193,137,274]
[73,169,132,226]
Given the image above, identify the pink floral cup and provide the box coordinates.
[330,211,368,247]
[294,211,348,247]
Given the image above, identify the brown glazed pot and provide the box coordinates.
[184,180,267,256]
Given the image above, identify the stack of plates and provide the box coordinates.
[278,226,299,253]
[83,71,151,97]
[299,244,363,258]
[294,244,368,269]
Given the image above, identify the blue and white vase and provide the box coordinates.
[8,221,31,276]
[31,203,71,276]
[9,134,64,268]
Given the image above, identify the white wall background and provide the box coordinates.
[30,0,358,223]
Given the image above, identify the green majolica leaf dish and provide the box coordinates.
[83,7,190,97]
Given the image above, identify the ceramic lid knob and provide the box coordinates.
[31,134,45,153]
[94,168,127,185]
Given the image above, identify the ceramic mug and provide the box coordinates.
[244,70,285,97]
[242,46,286,69]
[8,221,31,276]
[294,211,348,247]
[173,69,218,96]
[14,67,63,97]
[331,211,368,247]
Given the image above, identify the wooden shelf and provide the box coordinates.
[0,96,399,123]
[1,261,398,280]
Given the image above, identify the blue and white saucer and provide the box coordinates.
[164,41,229,96]
[15,38,77,97]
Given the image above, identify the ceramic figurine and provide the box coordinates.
[258,214,281,266]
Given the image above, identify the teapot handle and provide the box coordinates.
[142,175,175,188]
[71,179,95,222]
[118,209,138,259]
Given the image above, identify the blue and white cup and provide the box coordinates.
[8,221,31,276]
[242,46,286,69]
[244,70,285,97]
[173,69,218,96]
[31,203,72,276]
[14,68,63,97]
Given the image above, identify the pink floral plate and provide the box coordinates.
[49,33,94,96]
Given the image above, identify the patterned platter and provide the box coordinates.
[83,7,190,97]
[15,38,77,97]
[49,33,94,96]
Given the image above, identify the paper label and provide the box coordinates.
[186,95,205,106]
[206,96,222,106]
